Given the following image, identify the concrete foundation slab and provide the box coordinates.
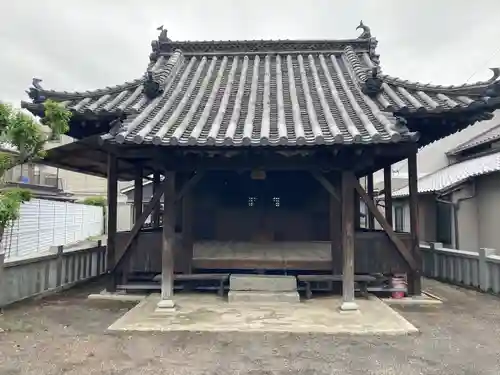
[229,274,297,292]
[228,291,300,303]
[108,293,418,335]
[382,293,443,306]
[88,293,145,302]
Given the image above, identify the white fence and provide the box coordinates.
[2,199,104,260]
[421,243,500,294]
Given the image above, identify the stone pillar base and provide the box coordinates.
[339,301,359,312]
[155,299,176,313]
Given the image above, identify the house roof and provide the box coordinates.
[447,123,500,155]
[392,151,500,198]
[21,24,500,148]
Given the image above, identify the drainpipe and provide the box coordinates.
[435,181,476,249]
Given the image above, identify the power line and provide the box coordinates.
[466,47,500,83]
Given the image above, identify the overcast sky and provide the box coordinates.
[1,0,500,106]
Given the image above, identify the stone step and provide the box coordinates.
[229,274,297,292]
[228,291,301,304]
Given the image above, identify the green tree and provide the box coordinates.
[82,196,106,207]
[0,100,71,241]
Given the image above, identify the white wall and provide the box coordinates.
[2,199,104,260]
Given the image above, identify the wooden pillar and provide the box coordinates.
[328,174,341,274]
[181,189,194,274]
[407,152,422,295]
[106,153,118,292]
[152,171,161,228]
[340,171,358,311]
[157,171,176,310]
[383,167,393,226]
[354,178,361,229]
[367,174,375,229]
[122,166,143,283]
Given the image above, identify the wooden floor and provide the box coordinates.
[192,241,332,270]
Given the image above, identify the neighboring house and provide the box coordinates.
[373,111,500,187]
[1,137,132,230]
[391,122,500,252]
[121,179,159,227]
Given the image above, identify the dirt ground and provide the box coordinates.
[1,278,499,375]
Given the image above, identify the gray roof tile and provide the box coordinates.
[447,124,500,155]
[22,37,500,147]
[392,150,500,197]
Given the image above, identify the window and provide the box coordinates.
[394,205,405,232]
[272,196,280,207]
[248,196,257,207]
[436,199,453,246]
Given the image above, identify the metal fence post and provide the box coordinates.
[55,245,64,287]
[431,242,442,278]
[0,253,5,307]
[479,248,496,292]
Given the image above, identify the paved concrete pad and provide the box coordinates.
[229,274,297,291]
[228,290,300,303]
[382,293,442,306]
[108,293,418,335]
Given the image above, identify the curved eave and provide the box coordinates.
[360,52,500,94]
[393,97,500,118]
[21,101,128,119]
[32,78,144,102]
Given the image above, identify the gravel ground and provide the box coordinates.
[1,278,499,375]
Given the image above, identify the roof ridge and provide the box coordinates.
[380,68,500,94]
[25,77,144,103]
[359,51,500,95]
[447,121,500,155]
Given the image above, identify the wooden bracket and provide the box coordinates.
[310,171,340,202]
[350,174,418,271]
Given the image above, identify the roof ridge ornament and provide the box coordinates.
[356,21,371,39]
[362,67,383,98]
[26,77,46,104]
[157,25,171,42]
[143,70,163,99]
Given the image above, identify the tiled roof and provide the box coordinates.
[22,29,500,147]
[447,123,500,155]
[392,151,500,197]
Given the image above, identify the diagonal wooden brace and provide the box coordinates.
[112,171,205,273]
[310,171,340,201]
[350,174,418,271]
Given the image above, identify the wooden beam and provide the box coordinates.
[113,171,204,274]
[310,171,340,201]
[354,181,361,229]
[134,166,144,222]
[158,171,176,308]
[340,171,358,311]
[181,189,194,274]
[367,174,375,229]
[407,152,422,295]
[106,153,118,292]
[175,171,205,202]
[383,166,393,226]
[351,175,418,271]
[328,173,341,275]
[112,181,166,273]
[152,172,161,228]
[121,166,143,284]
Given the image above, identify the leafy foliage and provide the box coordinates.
[0,188,33,227]
[0,100,71,229]
[82,196,107,207]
